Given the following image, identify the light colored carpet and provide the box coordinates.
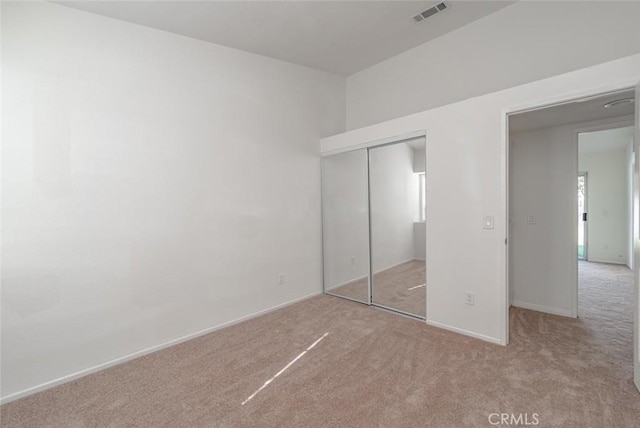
[326,276,368,303]
[328,259,426,318]
[1,261,639,426]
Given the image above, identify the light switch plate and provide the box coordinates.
[483,215,494,229]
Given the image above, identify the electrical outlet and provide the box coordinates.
[465,291,475,305]
[278,274,285,285]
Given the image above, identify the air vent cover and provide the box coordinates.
[412,2,448,23]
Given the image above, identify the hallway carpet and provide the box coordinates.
[1,262,639,426]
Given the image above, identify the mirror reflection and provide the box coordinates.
[369,139,426,318]
[322,149,370,304]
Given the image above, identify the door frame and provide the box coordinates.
[578,171,588,262]
[572,120,634,318]
[502,83,638,346]
[321,130,428,321]
[632,83,640,392]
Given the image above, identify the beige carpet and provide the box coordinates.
[326,276,368,303]
[2,262,639,426]
[328,259,426,318]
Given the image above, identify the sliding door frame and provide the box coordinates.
[321,130,427,321]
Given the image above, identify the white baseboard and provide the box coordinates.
[511,300,573,318]
[0,291,322,405]
[585,258,628,266]
[426,320,503,346]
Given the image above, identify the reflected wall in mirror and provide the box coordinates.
[369,138,426,318]
[322,149,370,304]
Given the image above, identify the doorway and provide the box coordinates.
[506,86,638,390]
[508,88,635,316]
[578,126,635,268]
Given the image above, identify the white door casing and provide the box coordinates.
[633,82,640,392]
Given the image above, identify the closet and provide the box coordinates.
[322,136,426,319]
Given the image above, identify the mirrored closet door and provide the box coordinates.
[321,136,426,320]
[369,140,426,319]
[322,149,370,304]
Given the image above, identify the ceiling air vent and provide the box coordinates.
[412,2,448,23]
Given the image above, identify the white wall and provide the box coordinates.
[509,126,576,316]
[1,2,345,401]
[579,130,632,265]
[346,1,640,130]
[369,143,418,272]
[322,150,369,288]
[413,148,426,174]
[322,53,640,345]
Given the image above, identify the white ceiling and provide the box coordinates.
[579,127,634,154]
[509,89,636,133]
[55,1,513,76]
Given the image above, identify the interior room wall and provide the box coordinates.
[322,151,369,289]
[509,126,575,316]
[579,128,633,265]
[413,148,426,174]
[1,1,345,401]
[321,53,640,345]
[369,143,418,272]
[346,1,640,130]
